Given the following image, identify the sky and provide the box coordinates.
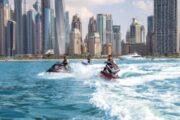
[9,0,153,40]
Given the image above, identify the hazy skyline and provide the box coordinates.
[9,0,153,40]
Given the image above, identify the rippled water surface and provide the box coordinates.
[0,59,180,120]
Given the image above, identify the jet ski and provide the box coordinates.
[82,60,91,65]
[47,63,71,73]
[100,63,120,80]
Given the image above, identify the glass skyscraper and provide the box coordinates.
[0,0,10,55]
[55,0,65,55]
[154,0,180,54]
[97,14,106,45]
[42,0,55,54]
[27,10,36,54]
[14,0,27,55]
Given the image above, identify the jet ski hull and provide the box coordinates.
[100,71,119,80]
[47,65,71,73]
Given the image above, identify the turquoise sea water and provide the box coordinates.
[0,59,180,120]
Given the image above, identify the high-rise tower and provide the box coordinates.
[154,0,180,54]
[97,14,106,45]
[55,0,65,55]
[14,0,27,55]
[129,18,145,44]
[0,0,10,55]
[113,25,122,55]
[41,0,55,54]
[106,14,113,44]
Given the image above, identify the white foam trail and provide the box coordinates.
[70,63,100,79]
[37,61,180,119]
[116,65,180,86]
[89,81,164,120]
[38,72,75,80]
[83,61,180,120]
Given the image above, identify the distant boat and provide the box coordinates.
[119,53,144,60]
[45,49,54,55]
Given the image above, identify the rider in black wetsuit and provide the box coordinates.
[103,55,115,74]
[62,56,69,70]
[87,55,91,64]
[47,56,69,72]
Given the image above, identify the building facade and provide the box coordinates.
[14,0,27,55]
[97,14,106,45]
[88,32,101,56]
[113,25,122,55]
[65,11,70,54]
[6,20,16,56]
[146,16,154,55]
[34,13,42,54]
[106,14,113,44]
[0,0,10,55]
[33,1,42,55]
[69,29,81,55]
[88,16,96,33]
[27,10,36,54]
[154,0,180,55]
[42,0,55,54]
[122,43,147,55]
[55,0,65,55]
[129,18,145,44]
[71,14,83,53]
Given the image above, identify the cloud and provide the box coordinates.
[85,0,125,5]
[66,0,126,37]
[132,0,153,15]
[67,0,125,7]
[66,6,93,21]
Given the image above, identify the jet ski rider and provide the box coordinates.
[87,55,91,64]
[82,55,91,65]
[47,55,69,72]
[62,55,69,70]
[103,55,116,74]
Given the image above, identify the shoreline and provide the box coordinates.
[0,57,180,62]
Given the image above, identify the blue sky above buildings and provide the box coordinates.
[9,0,153,39]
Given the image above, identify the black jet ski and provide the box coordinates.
[100,63,120,80]
[47,62,71,73]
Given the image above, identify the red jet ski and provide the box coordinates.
[100,63,120,80]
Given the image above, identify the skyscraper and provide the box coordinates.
[126,30,131,43]
[14,0,27,55]
[106,14,113,44]
[0,0,8,4]
[154,0,180,54]
[69,29,81,55]
[0,0,10,55]
[55,0,65,55]
[88,16,96,33]
[88,32,101,56]
[87,16,101,56]
[27,10,36,54]
[97,14,106,45]
[65,11,70,54]
[69,15,82,55]
[6,20,16,56]
[33,0,41,14]
[129,18,145,43]
[71,14,82,34]
[34,13,42,55]
[141,26,145,43]
[113,25,121,55]
[147,16,154,33]
[146,16,154,55]
[42,0,55,54]
[34,0,42,55]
